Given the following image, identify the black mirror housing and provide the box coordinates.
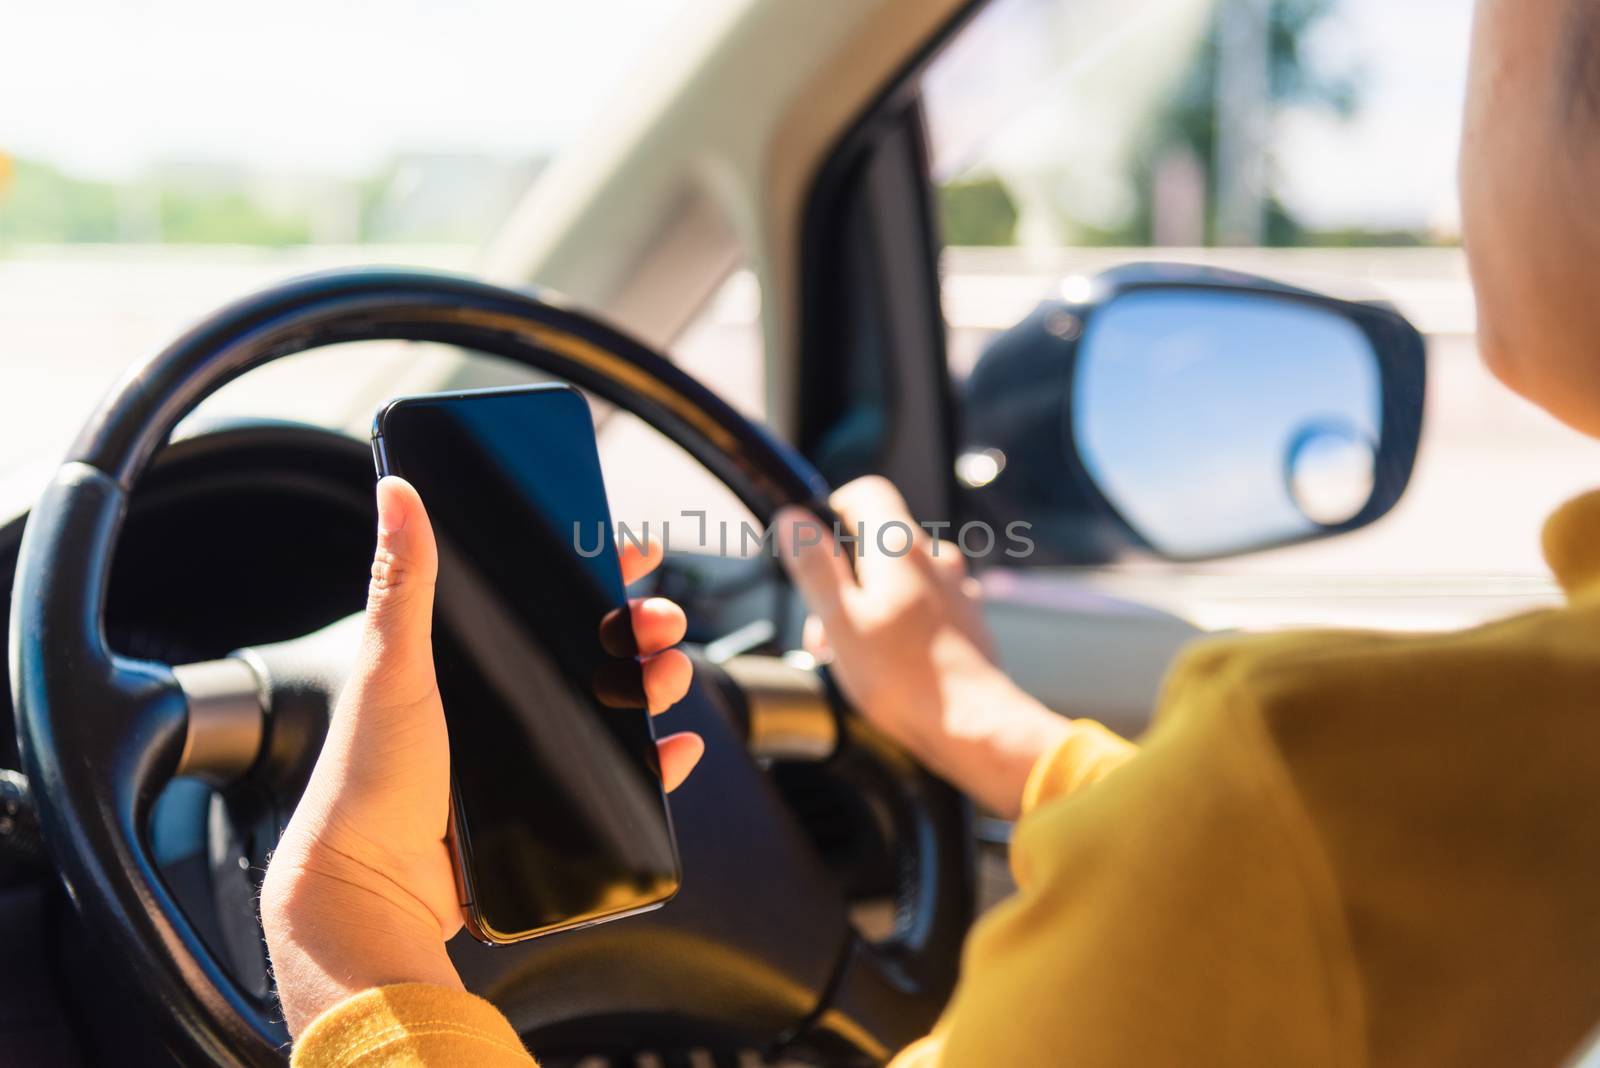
[959,262,1426,565]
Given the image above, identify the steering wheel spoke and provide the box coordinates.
[105,654,193,810]
[10,464,187,814]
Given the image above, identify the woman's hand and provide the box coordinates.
[776,477,1069,817]
[262,476,703,1036]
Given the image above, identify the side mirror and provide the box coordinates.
[960,263,1426,563]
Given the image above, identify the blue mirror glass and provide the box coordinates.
[1072,289,1384,559]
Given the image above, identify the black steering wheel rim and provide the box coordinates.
[9,268,973,1065]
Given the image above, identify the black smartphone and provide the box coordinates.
[372,384,680,944]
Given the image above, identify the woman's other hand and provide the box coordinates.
[776,476,1068,817]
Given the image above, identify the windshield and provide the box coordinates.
[0,0,691,478]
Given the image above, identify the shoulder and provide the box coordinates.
[1158,598,1600,741]
[1150,599,1600,868]
[1145,600,1600,1066]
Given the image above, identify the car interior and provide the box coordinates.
[0,0,1512,1064]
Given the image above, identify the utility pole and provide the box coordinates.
[1213,0,1271,246]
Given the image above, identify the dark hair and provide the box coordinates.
[1565,0,1600,121]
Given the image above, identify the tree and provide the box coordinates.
[939,175,1021,247]
[0,158,120,244]
[1086,0,1359,247]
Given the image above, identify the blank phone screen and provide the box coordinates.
[375,385,678,941]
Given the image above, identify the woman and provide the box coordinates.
[262,0,1600,1063]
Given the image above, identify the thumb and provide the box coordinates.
[362,476,439,677]
[774,506,853,623]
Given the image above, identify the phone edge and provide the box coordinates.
[369,386,683,948]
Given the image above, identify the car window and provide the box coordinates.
[922,0,1591,628]
[0,0,694,477]
[594,269,765,556]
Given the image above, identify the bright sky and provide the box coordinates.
[0,0,690,179]
[1,0,1474,231]
[1278,0,1473,233]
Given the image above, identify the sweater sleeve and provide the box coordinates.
[887,719,1139,1068]
[290,983,537,1068]
[1019,718,1140,815]
[888,675,1355,1068]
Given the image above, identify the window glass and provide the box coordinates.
[0,0,693,476]
[595,270,765,556]
[924,0,1587,624]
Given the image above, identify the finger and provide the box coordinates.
[775,506,854,621]
[642,648,693,714]
[657,731,705,792]
[830,476,927,587]
[363,477,440,676]
[598,596,687,658]
[802,614,833,663]
[619,536,665,587]
[592,660,647,709]
[598,605,635,658]
[927,539,968,576]
[631,597,687,656]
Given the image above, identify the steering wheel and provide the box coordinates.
[8,269,973,1065]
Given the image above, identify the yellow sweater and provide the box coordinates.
[292,492,1600,1068]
